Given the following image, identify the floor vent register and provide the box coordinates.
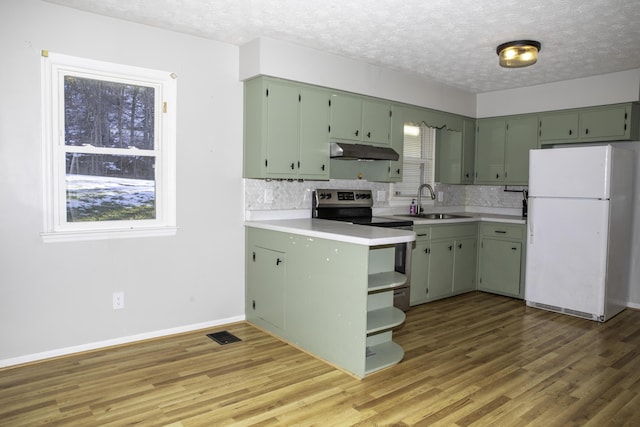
[207,330,242,345]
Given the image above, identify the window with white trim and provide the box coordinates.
[41,52,177,242]
[393,123,436,198]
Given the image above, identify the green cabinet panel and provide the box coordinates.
[475,119,506,183]
[435,118,475,184]
[477,222,526,299]
[266,83,300,176]
[475,116,538,185]
[427,240,455,300]
[478,239,522,297]
[410,223,478,306]
[504,116,539,184]
[362,99,392,145]
[243,77,330,180]
[540,103,640,145]
[249,246,286,330]
[538,111,579,143]
[452,236,477,293]
[329,93,362,141]
[387,105,404,181]
[299,86,331,178]
[579,105,630,140]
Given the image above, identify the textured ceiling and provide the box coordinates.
[44,0,640,93]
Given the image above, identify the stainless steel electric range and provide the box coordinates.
[312,189,413,310]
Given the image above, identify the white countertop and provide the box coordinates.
[382,212,526,225]
[244,218,416,246]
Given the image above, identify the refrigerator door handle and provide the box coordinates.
[528,198,534,244]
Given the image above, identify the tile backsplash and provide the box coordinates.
[244,179,527,214]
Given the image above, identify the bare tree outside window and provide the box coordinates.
[63,77,157,222]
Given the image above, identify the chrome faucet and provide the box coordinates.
[416,183,436,215]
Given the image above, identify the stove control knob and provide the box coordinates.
[326,193,332,199]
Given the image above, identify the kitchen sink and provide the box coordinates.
[397,213,471,220]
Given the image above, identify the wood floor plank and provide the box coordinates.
[1,292,639,426]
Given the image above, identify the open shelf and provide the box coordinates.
[368,271,407,293]
[366,307,406,334]
[364,341,404,375]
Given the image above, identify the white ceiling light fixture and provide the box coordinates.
[497,40,542,68]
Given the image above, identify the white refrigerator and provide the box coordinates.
[525,145,634,322]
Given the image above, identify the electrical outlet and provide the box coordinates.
[377,190,386,202]
[437,191,444,202]
[112,291,124,310]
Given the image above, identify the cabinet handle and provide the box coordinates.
[448,245,453,251]
[569,129,573,135]
[355,130,359,137]
[495,230,507,234]
[276,258,283,265]
[496,173,500,179]
[511,247,518,251]
[465,173,470,178]
[321,164,325,171]
[585,128,589,135]
[367,131,371,138]
[290,163,295,170]
[396,168,401,174]
[417,233,427,237]
[457,243,462,249]
[424,248,430,254]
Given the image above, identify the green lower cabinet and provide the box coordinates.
[248,246,286,330]
[245,226,406,378]
[410,223,478,306]
[477,222,526,299]
[452,236,478,293]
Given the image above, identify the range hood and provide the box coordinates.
[330,142,399,161]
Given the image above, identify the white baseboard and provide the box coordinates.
[627,302,640,310]
[0,315,245,369]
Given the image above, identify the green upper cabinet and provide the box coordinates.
[539,103,640,144]
[538,111,579,143]
[475,116,538,185]
[475,118,505,183]
[436,118,475,184]
[329,92,392,145]
[299,86,331,178]
[329,93,363,142]
[362,99,392,145]
[243,77,330,180]
[387,105,404,181]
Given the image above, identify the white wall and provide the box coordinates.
[476,69,640,117]
[0,0,245,365]
[239,37,477,118]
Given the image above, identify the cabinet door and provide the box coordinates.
[387,105,403,180]
[478,238,522,297]
[329,93,362,141]
[475,119,505,183]
[435,128,463,184]
[579,106,628,140]
[539,111,579,143]
[410,241,431,305]
[452,237,477,293]
[266,82,300,176]
[299,87,330,179]
[362,99,392,145]
[426,240,455,300]
[504,116,538,184]
[461,119,476,184]
[249,246,286,330]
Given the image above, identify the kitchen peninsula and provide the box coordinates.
[244,219,415,379]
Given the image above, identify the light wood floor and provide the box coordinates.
[2,292,640,426]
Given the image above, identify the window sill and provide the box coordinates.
[41,226,178,243]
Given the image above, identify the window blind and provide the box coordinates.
[394,124,436,197]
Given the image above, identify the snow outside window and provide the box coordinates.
[393,124,436,198]
[41,52,177,242]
